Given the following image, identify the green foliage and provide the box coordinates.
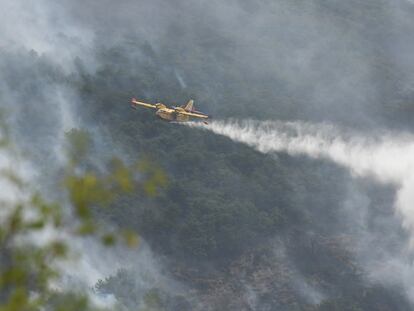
[63,130,166,246]
[0,124,167,310]
[137,158,168,197]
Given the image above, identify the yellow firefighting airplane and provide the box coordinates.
[131,98,209,123]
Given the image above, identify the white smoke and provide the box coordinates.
[190,120,414,233]
[0,1,95,73]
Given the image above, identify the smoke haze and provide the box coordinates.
[2,0,414,309]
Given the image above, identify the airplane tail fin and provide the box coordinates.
[183,99,194,111]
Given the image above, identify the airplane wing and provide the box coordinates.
[131,98,157,109]
[177,111,209,119]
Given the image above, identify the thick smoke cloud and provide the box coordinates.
[190,119,414,231]
[41,0,414,126]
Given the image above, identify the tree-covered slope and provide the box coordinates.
[2,0,414,309]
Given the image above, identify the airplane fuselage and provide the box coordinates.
[156,108,190,122]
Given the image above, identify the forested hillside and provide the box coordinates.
[2,0,414,310]
[74,42,412,310]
